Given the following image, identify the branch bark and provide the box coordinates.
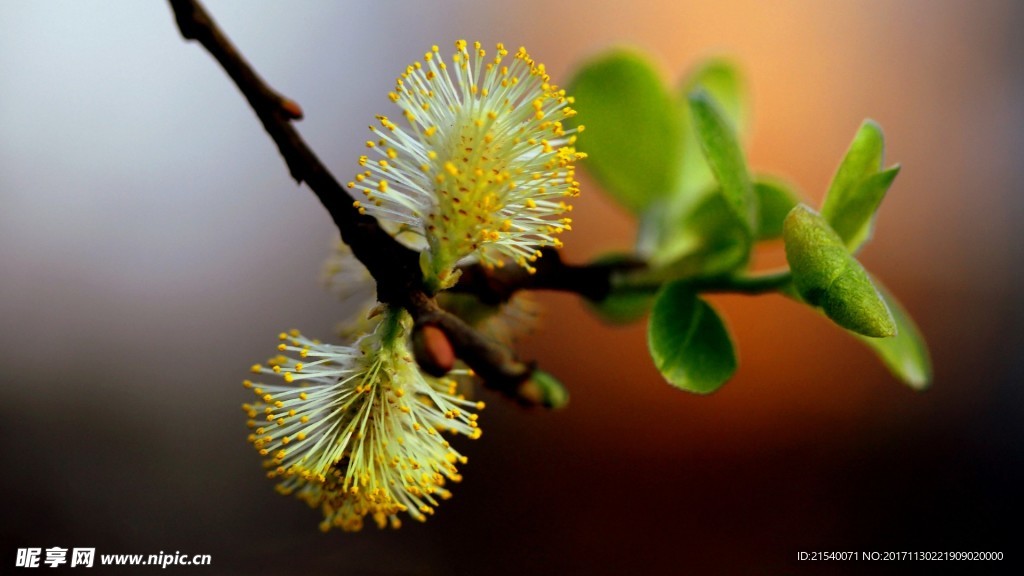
[168,0,420,304]
[167,0,788,401]
[168,0,557,398]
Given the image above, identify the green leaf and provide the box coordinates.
[821,120,896,252]
[828,165,900,251]
[679,58,749,139]
[635,59,748,263]
[519,369,570,409]
[648,280,737,394]
[855,279,932,390]
[783,276,931,390]
[568,50,683,214]
[688,91,757,231]
[823,120,884,207]
[754,177,801,240]
[674,59,749,199]
[652,191,751,275]
[783,204,896,338]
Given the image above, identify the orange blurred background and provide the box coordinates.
[1,1,1020,574]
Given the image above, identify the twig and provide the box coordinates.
[167,0,788,401]
[453,247,640,305]
[405,293,533,396]
[168,0,423,302]
[168,0,538,395]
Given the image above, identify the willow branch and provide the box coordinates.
[453,247,641,305]
[168,0,420,304]
[167,0,786,402]
[405,293,533,395]
[168,0,539,395]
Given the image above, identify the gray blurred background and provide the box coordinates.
[2,1,1022,574]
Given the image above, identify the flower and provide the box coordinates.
[242,309,483,531]
[347,40,585,287]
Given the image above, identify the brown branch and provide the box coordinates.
[168,0,784,400]
[171,0,741,407]
[454,247,644,305]
[168,0,419,305]
[405,293,533,397]
[167,0,551,398]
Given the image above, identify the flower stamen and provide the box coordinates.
[350,41,586,286]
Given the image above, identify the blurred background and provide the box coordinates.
[1,1,1021,574]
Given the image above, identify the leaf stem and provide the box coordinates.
[610,268,792,297]
[693,269,792,294]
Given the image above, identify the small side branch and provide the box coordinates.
[453,247,638,305]
[405,293,533,395]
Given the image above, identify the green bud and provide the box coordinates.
[784,204,896,338]
[518,369,569,409]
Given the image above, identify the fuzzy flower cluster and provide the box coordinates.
[348,40,585,287]
[245,41,577,532]
[243,312,483,532]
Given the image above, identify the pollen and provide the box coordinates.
[243,310,482,532]
[348,41,583,279]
